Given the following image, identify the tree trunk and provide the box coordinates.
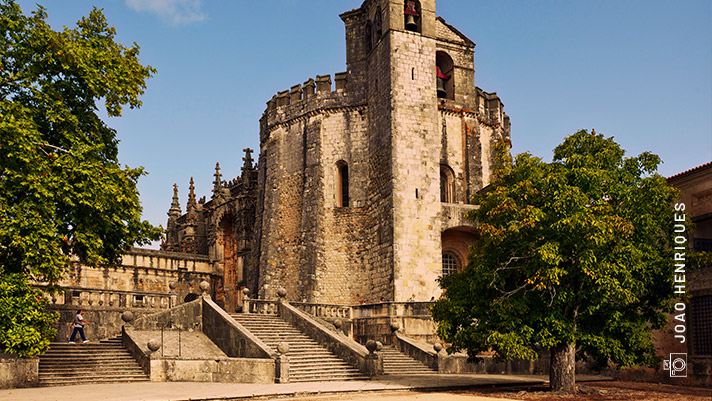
[549,343,576,394]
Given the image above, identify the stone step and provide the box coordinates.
[39,339,148,386]
[378,345,435,375]
[231,313,365,382]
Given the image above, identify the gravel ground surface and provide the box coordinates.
[265,381,712,401]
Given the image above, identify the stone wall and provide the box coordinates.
[0,354,38,389]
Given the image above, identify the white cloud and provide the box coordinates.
[125,0,206,25]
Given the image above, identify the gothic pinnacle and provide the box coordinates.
[187,177,197,210]
[168,183,181,217]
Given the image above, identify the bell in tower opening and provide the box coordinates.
[404,0,420,32]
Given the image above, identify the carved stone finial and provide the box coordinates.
[242,148,254,171]
[168,184,181,217]
[121,310,135,324]
[366,339,378,354]
[212,162,222,193]
[187,177,197,210]
[147,338,161,353]
[433,342,443,353]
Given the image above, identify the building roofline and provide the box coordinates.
[667,161,712,181]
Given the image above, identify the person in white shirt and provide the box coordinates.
[68,310,90,344]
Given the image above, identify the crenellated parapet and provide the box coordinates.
[260,72,365,143]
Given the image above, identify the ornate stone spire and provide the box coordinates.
[187,177,197,210]
[212,162,222,194]
[242,148,254,172]
[168,183,181,217]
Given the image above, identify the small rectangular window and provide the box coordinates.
[134,295,144,302]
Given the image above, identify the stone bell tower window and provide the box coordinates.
[404,0,421,33]
[436,51,454,100]
[440,164,455,203]
[337,161,349,207]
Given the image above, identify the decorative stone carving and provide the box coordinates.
[433,342,443,353]
[390,321,401,333]
[121,311,135,324]
[277,341,290,355]
[366,339,378,354]
[147,338,161,353]
[199,280,210,293]
[277,287,287,298]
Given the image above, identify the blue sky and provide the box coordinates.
[16,0,712,247]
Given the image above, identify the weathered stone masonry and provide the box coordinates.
[163,0,511,310]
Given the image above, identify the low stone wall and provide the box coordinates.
[202,297,274,359]
[50,304,158,341]
[352,302,437,344]
[0,354,38,389]
[148,358,274,383]
[130,297,203,331]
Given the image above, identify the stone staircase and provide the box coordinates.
[231,313,368,382]
[379,344,436,375]
[38,337,148,386]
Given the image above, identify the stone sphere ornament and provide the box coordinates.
[333,319,343,329]
[375,341,383,351]
[242,287,251,296]
[199,280,210,293]
[366,339,378,354]
[277,341,290,355]
[390,321,401,333]
[276,287,287,298]
[121,310,135,323]
[147,338,161,353]
[168,281,177,290]
[433,342,443,353]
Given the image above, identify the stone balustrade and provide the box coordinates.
[36,285,174,310]
[291,302,353,320]
[245,299,279,315]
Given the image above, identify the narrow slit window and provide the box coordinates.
[337,161,349,207]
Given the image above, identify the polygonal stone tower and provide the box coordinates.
[255,0,510,304]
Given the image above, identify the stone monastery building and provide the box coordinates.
[162,0,511,313]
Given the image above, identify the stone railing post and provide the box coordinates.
[275,342,290,383]
[365,340,384,376]
[434,342,445,372]
[242,288,251,314]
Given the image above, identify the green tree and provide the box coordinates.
[432,130,679,393]
[0,0,161,356]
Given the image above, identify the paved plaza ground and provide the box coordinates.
[1,375,710,401]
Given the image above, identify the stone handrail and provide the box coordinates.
[394,332,438,371]
[202,297,275,359]
[278,301,373,374]
[291,302,353,320]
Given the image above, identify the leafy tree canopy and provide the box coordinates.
[0,0,161,356]
[432,130,679,392]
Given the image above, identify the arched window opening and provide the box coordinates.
[442,251,460,276]
[365,20,373,53]
[374,7,383,41]
[436,51,454,100]
[440,164,455,203]
[337,161,349,208]
[404,0,421,33]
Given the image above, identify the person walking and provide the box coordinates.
[68,310,90,343]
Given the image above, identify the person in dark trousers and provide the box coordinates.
[68,310,90,343]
